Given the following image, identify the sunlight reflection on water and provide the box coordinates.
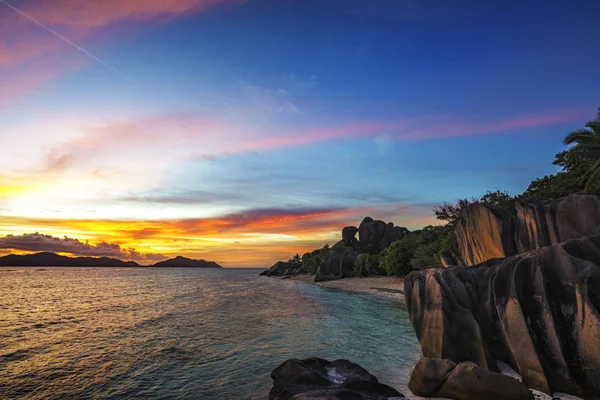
[0,268,421,399]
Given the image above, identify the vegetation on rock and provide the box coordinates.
[263,109,600,278]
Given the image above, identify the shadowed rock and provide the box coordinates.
[269,357,405,399]
[405,236,600,399]
[261,261,305,277]
[408,357,533,400]
[358,217,408,254]
[314,249,358,282]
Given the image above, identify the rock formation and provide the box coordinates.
[357,217,408,254]
[260,261,305,277]
[456,194,600,266]
[260,217,408,280]
[408,357,533,400]
[268,357,405,399]
[455,203,517,266]
[314,249,358,282]
[404,235,600,399]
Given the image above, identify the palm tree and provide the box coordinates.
[564,108,600,193]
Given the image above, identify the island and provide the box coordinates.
[0,252,222,268]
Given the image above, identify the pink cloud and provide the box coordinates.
[402,109,588,140]
[0,0,245,109]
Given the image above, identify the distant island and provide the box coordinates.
[150,255,222,268]
[0,252,223,268]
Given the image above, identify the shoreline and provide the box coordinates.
[288,274,405,300]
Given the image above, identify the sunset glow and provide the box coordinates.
[1,0,598,266]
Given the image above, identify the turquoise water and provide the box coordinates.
[0,267,421,399]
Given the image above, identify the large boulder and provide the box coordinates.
[408,357,533,400]
[456,194,600,266]
[261,261,305,277]
[404,235,600,399]
[268,357,405,400]
[341,225,360,250]
[314,249,358,282]
[515,194,600,253]
[358,217,408,254]
[455,203,518,266]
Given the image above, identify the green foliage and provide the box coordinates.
[480,189,515,207]
[300,245,333,274]
[381,234,419,276]
[562,108,600,193]
[353,253,382,277]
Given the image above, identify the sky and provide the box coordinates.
[0,0,599,266]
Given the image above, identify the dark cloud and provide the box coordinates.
[0,233,166,262]
[119,189,240,205]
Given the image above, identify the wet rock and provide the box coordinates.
[269,357,405,400]
[408,357,534,400]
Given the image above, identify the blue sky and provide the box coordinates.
[0,0,598,265]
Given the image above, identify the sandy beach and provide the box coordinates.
[289,275,405,299]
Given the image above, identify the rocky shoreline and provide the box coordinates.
[260,194,600,400]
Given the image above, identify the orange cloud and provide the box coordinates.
[0,204,437,266]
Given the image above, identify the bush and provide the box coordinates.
[381,234,419,276]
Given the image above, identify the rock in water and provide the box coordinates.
[261,261,304,277]
[408,357,533,400]
[404,235,600,399]
[268,357,405,399]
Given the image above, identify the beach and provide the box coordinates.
[290,274,405,299]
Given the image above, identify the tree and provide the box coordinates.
[353,253,383,277]
[479,189,514,207]
[380,234,419,276]
[433,198,471,228]
[563,108,600,193]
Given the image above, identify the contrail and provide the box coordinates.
[0,0,136,84]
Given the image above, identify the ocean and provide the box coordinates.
[0,267,422,399]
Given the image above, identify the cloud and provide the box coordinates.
[0,0,246,109]
[0,232,166,262]
[0,203,438,266]
[23,107,586,182]
[119,189,240,205]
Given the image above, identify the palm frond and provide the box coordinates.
[584,161,600,193]
[564,129,593,145]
